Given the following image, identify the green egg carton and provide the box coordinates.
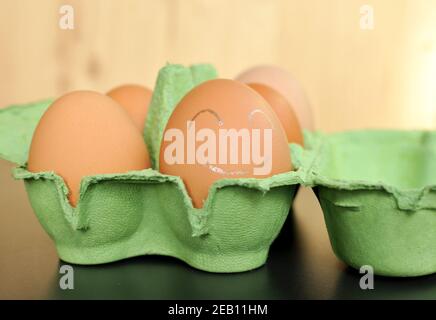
[291,130,436,277]
[0,64,301,273]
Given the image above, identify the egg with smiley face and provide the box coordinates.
[159,79,292,208]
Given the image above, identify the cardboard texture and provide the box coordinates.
[0,64,299,273]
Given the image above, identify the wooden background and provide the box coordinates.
[1,0,435,131]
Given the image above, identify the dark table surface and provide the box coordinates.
[1,158,436,300]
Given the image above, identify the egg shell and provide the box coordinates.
[236,65,314,130]
[159,79,292,208]
[107,84,153,131]
[248,83,303,145]
[27,91,150,206]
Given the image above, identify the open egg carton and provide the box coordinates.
[1,63,435,277]
[0,64,302,273]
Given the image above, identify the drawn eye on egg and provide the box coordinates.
[190,108,247,176]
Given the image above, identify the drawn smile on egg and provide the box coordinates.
[163,108,274,176]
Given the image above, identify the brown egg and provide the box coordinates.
[236,65,314,130]
[247,83,303,145]
[159,79,292,208]
[28,91,151,206]
[107,84,153,131]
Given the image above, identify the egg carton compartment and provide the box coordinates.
[291,130,436,277]
[0,64,302,273]
[13,167,298,272]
